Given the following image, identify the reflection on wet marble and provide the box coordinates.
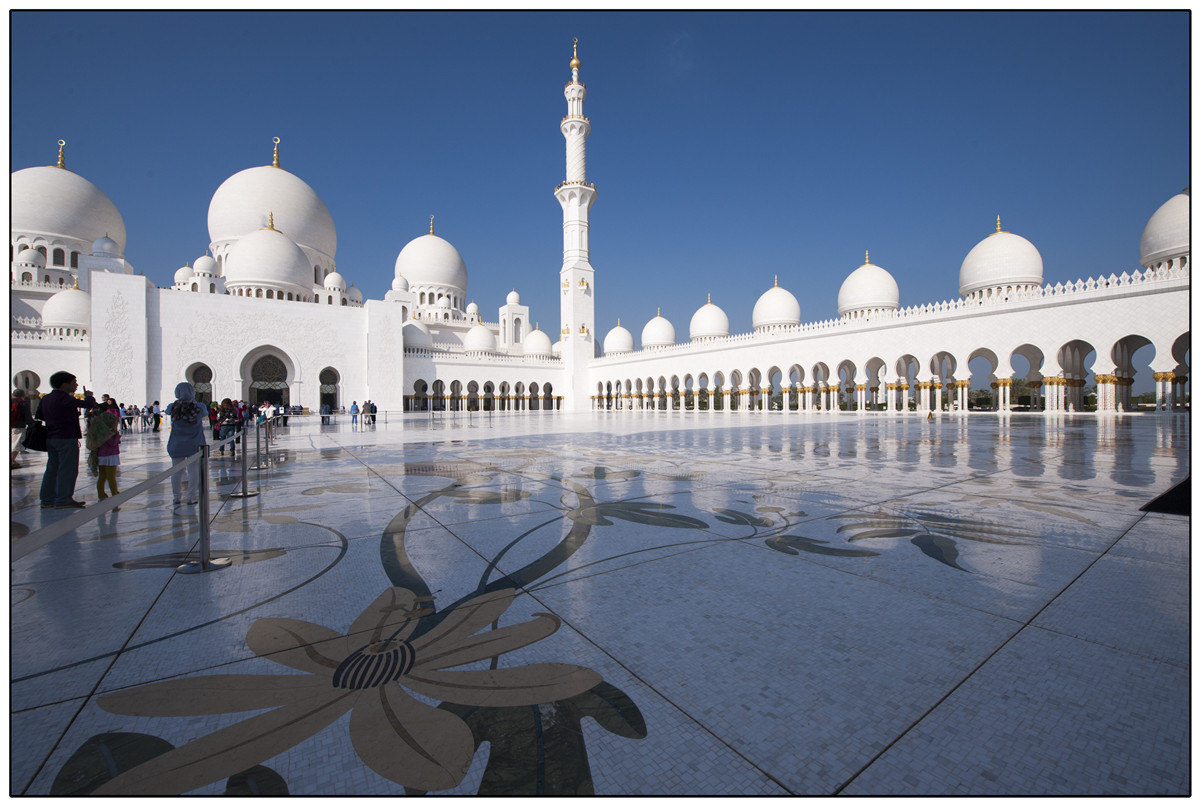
[9,412,1190,795]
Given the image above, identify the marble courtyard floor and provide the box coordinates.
[9,412,1190,795]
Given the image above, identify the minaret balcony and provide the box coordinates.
[561,115,590,124]
[555,179,596,191]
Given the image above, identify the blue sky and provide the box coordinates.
[12,11,1189,382]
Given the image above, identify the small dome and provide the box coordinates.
[394,234,468,293]
[208,165,336,260]
[752,282,801,330]
[524,326,553,357]
[323,271,346,290]
[689,297,729,339]
[465,301,479,316]
[347,284,362,303]
[223,226,312,296]
[1140,190,1190,267]
[959,226,1043,298]
[551,339,563,357]
[838,257,899,316]
[174,264,194,285]
[91,235,120,257]
[463,323,497,354]
[42,286,90,330]
[15,248,46,268]
[12,166,127,251]
[641,312,676,349]
[192,255,217,277]
[603,322,634,355]
[402,320,433,350]
[392,274,410,292]
[506,288,521,305]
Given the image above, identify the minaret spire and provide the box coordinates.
[56,139,66,169]
[272,137,280,168]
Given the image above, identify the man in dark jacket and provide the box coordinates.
[38,371,96,508]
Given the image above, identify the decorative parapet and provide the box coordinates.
[12,315,42,328]
[592,263,1190,365]
[403,346,562,365]
[11,330,88,345]
[11,279,68,292]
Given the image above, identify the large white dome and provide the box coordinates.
[402,320,433,350]
[463,323,497,354]
[603,322,634,355]
[208,165,336,260]
[838,257,900,316]
[689,297,730,339]
[223,227,312,296]
[41,286,91,331]
[394,234,468,293]
[959,226,1043,298]
[752,281,801,330]
[523,326,553,357]
[12,166,127,251]
[641,311,676,349]
[1140,190,1189,268]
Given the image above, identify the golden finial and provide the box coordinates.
[617,317,620,326]
[865,250,870,264]
[262,211,277,231]
[56,140,66,169]
[996,215,1002,233]
[272,137,280,168]
[657,307,661,317]
[707,292,711,304]
[773,275,778,288]
[570,37,581,70]
[73,275,79,289]
[429,215,435,235]
[535,321,539,331]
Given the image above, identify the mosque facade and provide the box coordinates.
[9,47,1191,415]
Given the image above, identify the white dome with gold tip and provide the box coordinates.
[689,295,729,340]
[603,321,634,355]
[838,253,899,317]
[959,219,1043,298]
[208,159,336,261]
[463,323,498,354]
[402,320,433,350]
[752,279,801,331]
[523,326,553,357]
[223,226,312,298]
[394,233,468,294]
[1140,190,1190,268]
[12,165,127,251]
[641,310,676,349]
[41,286,91,332]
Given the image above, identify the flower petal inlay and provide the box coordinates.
[410,588,516,652]
[403,663,602,708]
[415,613,561,671]
[98,673,328,717]
[348,587,423,644]
[246,618,348,674]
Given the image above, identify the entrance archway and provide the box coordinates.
[249,354,290,407]
[319,367,340,412]
[187,363,214,405]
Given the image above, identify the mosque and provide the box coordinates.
[9,45,1191,416]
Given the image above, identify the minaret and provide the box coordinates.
[555,38,597,412]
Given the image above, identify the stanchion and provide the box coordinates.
[178,444,232,574]
[227,425,258,499]
[249,420,269,471]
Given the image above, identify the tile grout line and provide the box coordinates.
[829,509,1152,796]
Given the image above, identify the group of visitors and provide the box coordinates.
[13,369,295,510]
[349,399,377,429]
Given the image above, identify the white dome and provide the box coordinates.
[838,259,900,316]
[223,227,312,296]
[12,166,127,251]
[463,323,497,354]
[752,282,801,330]
[394,234,468,293]
[347,284,362,303]
[208,165,336,260]
[174,265,194,285]
[603,323,634,355]
[42,286,91,330]
[1140,190,1190,267]
[15,248,45,268]
[523,327,553,357]
[323,271,346,290]
[465,301,479,316]
[689,298,729,339]
[402,320,433,350]
[392,275,410,292]
[192,255,217,277]
[91,235,120,257]
[641,313,676,349]
[551,339,563,357]
[506,288,521,305]
[959,227,1043,297]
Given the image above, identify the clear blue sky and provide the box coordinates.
[12,11,1189,385]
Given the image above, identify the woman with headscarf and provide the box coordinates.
[165,382,208,506]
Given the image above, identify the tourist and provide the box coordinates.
[208,401,220,439]
[152,400,162,431]
[216,398,242,458]
[320,402,330,425]
[85,409,121,506]
[10,389,33,469]
[165,382,207,505]
[350,400,359,429]
[38,371,96,509]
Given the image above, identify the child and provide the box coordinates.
[85,410,121,506]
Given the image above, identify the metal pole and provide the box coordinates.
[227,422,258,499]
[178,445,231,573]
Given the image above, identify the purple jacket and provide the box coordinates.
[39,389,97,440]
[97,431,121,457]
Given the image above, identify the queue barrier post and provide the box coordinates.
[227,423,259,499]
[177,444,232,574]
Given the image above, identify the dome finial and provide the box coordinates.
[263,211,277,231]
[73,275,79,289]
[570,37,581,71]
[56,139,66,169]
[657,307,661,317]
[995,215,1002,233]
[707,292,711,304]
[272,137,281,168]
[429,214,435,235]
[865,250,870,264]
[773,275,778,288]
[617,317,620,326]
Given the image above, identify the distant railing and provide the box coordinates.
[11,330,88,344]
[10,279,68,292]
[403,346,562,364]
